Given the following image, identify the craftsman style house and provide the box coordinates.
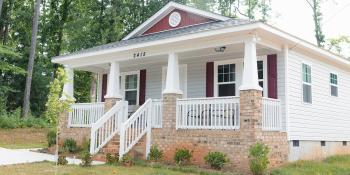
[53,2,350,171]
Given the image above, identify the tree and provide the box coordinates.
[306,0,325,47]
[0,0,3,16]
[326,36,350,58]
[22,0,41,118]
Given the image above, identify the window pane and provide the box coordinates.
[223,73,229,82]
[331,85,338,97]
[303,84,312,103]
[218,74,223,82]
[218,84,235,97]
[125,74,137,89]
[257,61,263,80]
[330,73,338,85]
[218,65,223,73]
[302,64,311,83]
[218,64,235,83]
[259,81,264,89]
[229,73,235,81]
[125,90,137,105]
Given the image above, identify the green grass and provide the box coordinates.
[271,155,350,175]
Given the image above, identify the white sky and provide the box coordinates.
[270,0,350,44]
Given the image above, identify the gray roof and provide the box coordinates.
[53,19,253,60]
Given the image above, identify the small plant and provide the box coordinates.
[80,151,92,167]
[81,137,90,152]
[57,155,68,165]
[63,138,78,153]
[174,148,193,166]
[148,145,164,162]
[121,154,133,166]
[47,129,57,147]
[249,142,270,175]
[204,151,229,170]
[106,153,119,165]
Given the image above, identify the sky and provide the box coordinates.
[270,0,350,45]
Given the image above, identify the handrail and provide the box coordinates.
[151,99,162,128]
[119,99,152,159]
[69,102,105,127]
[262,97,282,131]
[90,101,128,154]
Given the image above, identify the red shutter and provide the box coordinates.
[139,69,146,105]
[206,62,214,97]
[101,74,108,102]
[267,54,278,99]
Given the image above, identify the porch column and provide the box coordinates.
[104,61,122,109]
[163,52,182,95]
[240,36,262,91]
[61,65,75,100]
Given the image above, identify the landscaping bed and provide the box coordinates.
[0,128,49,149]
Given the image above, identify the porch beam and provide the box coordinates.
[105,61,122,99]
[240,36,263,91]
[163,52,182,95]
[61,65,75,100]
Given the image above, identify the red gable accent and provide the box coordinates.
[143,9,214,35]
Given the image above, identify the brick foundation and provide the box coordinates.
[152,91,288,173]
[58,111,90,146]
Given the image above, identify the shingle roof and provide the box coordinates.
[53,19,253,60]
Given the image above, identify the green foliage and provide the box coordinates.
[80,151,92,167]
[74,71,92,103]
[47,129,57,147]
[121,154,133,166]
[249,142,270,175]
[44,67,74,126]
[106,153,119,165]
[57,155,68,165]
[0,108,49,129]
[204,151,229,170]
[327,36,350,57]
[81,137,90,152]
[174,148,193,166]
[62,138,78,153]
[148,145,164,162]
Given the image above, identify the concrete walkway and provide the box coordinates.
[0,147,104,166]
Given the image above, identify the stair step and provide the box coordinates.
[102,148,119,154]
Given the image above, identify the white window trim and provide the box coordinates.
[301,63,312,104]
[330,72,338,97]
[120,71,140,106]
[257,56,268,97]
[162,64,187,98]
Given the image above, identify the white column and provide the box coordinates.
[163,52,182,94]
[61,65,75,100]
[105,61,122,99]
[240,36,263,91]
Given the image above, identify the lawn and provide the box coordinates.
[0,128,49,149]
[271,155,350,175]
[0,162,216,175]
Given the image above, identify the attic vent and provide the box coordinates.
[169,11,181,27]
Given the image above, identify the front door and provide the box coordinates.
[120,71,139,114]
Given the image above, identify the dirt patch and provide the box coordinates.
[0,128,49,149]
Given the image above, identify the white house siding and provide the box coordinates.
[277,52,287,131]
[287,51,350,141]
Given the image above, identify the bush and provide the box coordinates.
[174,148,193,166]
[121,154,133,166]
[47,129,57,147]
[249,142,270,175]
[148,145,163,162]
[0,108,49,129]
[80,151,92,167]
[106,153,119,165]
[0,116,18,128]
[58,155,68,165]
[204,151,229,170]
[63,138,78,153]
[81,137,90,152]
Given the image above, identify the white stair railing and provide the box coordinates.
[262,97,282,131]
[90,101,128,154]
[69,103,105,127]
[119,99,152,159]
[151,99,162,128]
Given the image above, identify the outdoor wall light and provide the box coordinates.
[214,46,226,52]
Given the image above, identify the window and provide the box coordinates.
[124,74,138,105]
[293,140,299,147]
[302,64,312,103]
[343,141,347,146]
[321,141,326,147]
[330,73,338,97]
[217,64,236,96]
[257,61,264,95]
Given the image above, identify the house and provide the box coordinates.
[52,1,350,171]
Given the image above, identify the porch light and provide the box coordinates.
[214,46,226,52]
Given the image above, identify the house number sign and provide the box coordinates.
[133,52,146,59]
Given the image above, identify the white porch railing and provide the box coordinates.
[119,99,152,159]
[69,103,105,127]
[90,101,128,154]
[176,97,240,130]
[262,97,282,131]
[151,99,162,128]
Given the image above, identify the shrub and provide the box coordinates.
[63,138,78,153]
[121,154,133,166]
[148,145,163,162]
[0,116,18,129]
[204,151,229,170]
[80,151,92,167]
[174,148,193,166]
[0,108,49,129]
[47,129,57,147]
[81,137,90,152]
[249,142,270,175]
[57,155,68,165]
[106,153,119,165]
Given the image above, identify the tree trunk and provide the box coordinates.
[0,0,4,16]
[2,0,13,45]
[22,0,41,118]
[90,73,98,102]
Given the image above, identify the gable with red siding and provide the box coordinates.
[142,9,215,35]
